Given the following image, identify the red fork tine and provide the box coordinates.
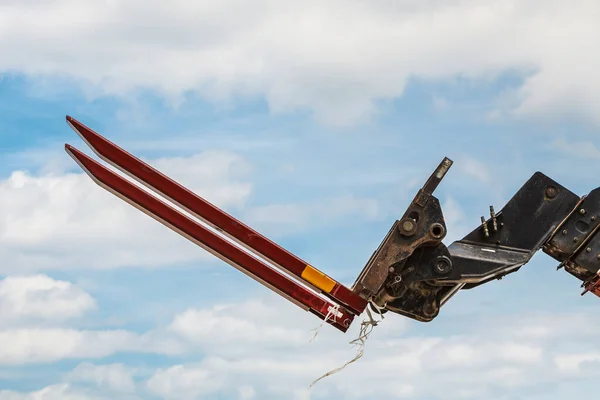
[65,143,354,332]
[65,115,367,316]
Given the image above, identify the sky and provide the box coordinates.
[1,0,600,399]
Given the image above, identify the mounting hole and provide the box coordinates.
[576,220,590,234]
[408,211,420,222]
[430,223,445,239]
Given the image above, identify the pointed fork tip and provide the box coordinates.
[66,115,80,126]
[64,143,78,151]
[64,144,77,159]
[65,115,89,132]
[64,143,84,159]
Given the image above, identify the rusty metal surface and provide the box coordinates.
[383,243,455,321]
[543,188,600,289]
[570,228,600,276]
[351,158,452,301]
[543,187,600,262]
[352,158,598,323]
[581,272,600,297]
[592,282,600,297]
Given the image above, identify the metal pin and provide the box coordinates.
[490,205,498,232]
[481,216,489,237]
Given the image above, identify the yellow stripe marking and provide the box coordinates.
[301,265,336,293]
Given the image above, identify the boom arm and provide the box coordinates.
[64,116,599,332]
[353,158,600,321]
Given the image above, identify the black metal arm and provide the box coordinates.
[352,157,600,322]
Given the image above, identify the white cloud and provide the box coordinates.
[456,155,491,183]
[1,295,600,399]
[0,150,252,272]
[0,328,136,365]
[0,275,188,366]
[144,298,600,399]
[553,352,600,374]
[0,274,96,323]
[1,0,598,126]
[237,386,256,400]
[68,362,136,393]
[0,384,110,400]
[166,297,359,359]
[548,138,600,160]
[0,326,189,365]
[146,365,226,400]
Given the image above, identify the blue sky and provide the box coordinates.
[1,1,600,399]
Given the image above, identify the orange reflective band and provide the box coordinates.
[301,265,336,293]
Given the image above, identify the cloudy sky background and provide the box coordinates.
[1,1,600,399]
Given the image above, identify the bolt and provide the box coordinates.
[574,237,579,242]
[593,216,597,221]
[587,247,592,252]
[597,254,600,260]
[562,229,568,235]
[490,205,498,232]
[545,186,557,198]
[398,218,417,236]
[580,209,586,215]
[402,220,414,232]
[481,216,490,238]
[434,256,452,274]
[388,266,395,273]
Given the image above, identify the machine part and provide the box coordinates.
[64,116,363,332]
[351,157,452,301]
[581,272,600,297]
[543,187,600,286]
[66,116,366,316]
[65,115,600,333]
[353,165,594,322]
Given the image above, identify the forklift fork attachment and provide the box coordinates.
[64,116,365,332]
[65,115,600,330]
